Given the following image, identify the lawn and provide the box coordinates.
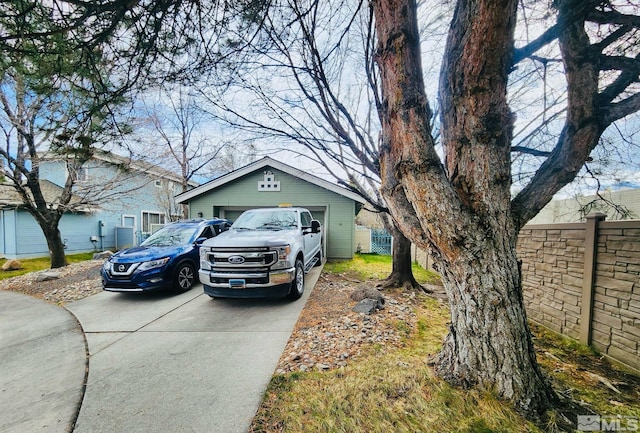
[0,252,96,280]
[251,254,640,433]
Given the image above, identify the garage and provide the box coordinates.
[175,157,365,259]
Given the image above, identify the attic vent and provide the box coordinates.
[258,170,280,191]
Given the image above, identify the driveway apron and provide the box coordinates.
[67,266,320,433]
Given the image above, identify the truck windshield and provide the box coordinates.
[232,210,298,230]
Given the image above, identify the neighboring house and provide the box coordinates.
[528,187,640,224]
[175,157,366,259]
[0,152,197,260]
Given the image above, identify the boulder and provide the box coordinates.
[2,259,22,271]
[352,298,385,315]
[36,271,61,282]
[92,251,113,260]
[350,287,385,305]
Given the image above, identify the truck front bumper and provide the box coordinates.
[198,267,295,298]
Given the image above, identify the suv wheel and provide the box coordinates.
[287,259,304,300]
[174,262,196,292]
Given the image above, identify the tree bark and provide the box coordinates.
[371,0,557,416]
[45,228,69,269]
[37,215,68,268]
[379,218,422,291]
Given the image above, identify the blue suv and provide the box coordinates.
[101,218,232,293]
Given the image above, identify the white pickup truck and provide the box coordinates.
[198,207,322,300]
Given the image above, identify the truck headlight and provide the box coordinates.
[200,248,211,270]
[274,245,292,269]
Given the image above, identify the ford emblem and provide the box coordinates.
[228,255,245,264]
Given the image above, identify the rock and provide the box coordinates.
[36,271,61,282]
[2,259,22,271]
[352,298,385,315]
[350,286,385,305]
[92,251,113,260]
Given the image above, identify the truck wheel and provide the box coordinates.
[287,259,305,300]
[174,262,196,292]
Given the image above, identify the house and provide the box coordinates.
[175,157,366,259]
[528,187,640,224]
[0,151,196,260]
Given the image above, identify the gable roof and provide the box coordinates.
[175,157,366,204]
[38,150,199,188]
[0,180,94,212]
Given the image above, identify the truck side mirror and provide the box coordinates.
[311,220,321,234]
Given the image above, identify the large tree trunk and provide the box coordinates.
[371,0,557,417]
[31,210,68,269]
[43,228,68,269]
[42,224,68,268]
[379,220,422,291]
[433,233,556,414]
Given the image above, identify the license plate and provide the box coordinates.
[229,279,246,289]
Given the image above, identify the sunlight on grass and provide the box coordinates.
[324,253,441,285]
[252,255,640,433]
[0,252,96,280]
[252,291,540,433]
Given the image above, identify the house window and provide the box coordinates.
[142,211,166,232]
[154,179,162,188]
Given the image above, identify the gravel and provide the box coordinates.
[275,273,420,373]
[0,260,104,304]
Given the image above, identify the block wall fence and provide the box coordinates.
[517,214,640,371]
[412,214,640,371]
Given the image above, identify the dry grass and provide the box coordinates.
[252,294,540,432]
[250,256,640,433]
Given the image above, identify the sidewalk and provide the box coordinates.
[0,291,87,433]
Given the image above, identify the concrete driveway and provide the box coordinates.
[65,266,320,433]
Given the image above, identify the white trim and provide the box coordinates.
[140,210,166,233]
[175,157,366,204]
[121,214,137,227]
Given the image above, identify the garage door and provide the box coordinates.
[222,210,246,222]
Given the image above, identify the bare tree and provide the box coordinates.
[0,20,122,267]
[0,0,267,266]
[138,86,231,218]
[372,0,640,417]
[199,1,434,290]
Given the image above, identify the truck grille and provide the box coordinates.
[204,247,277,270]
